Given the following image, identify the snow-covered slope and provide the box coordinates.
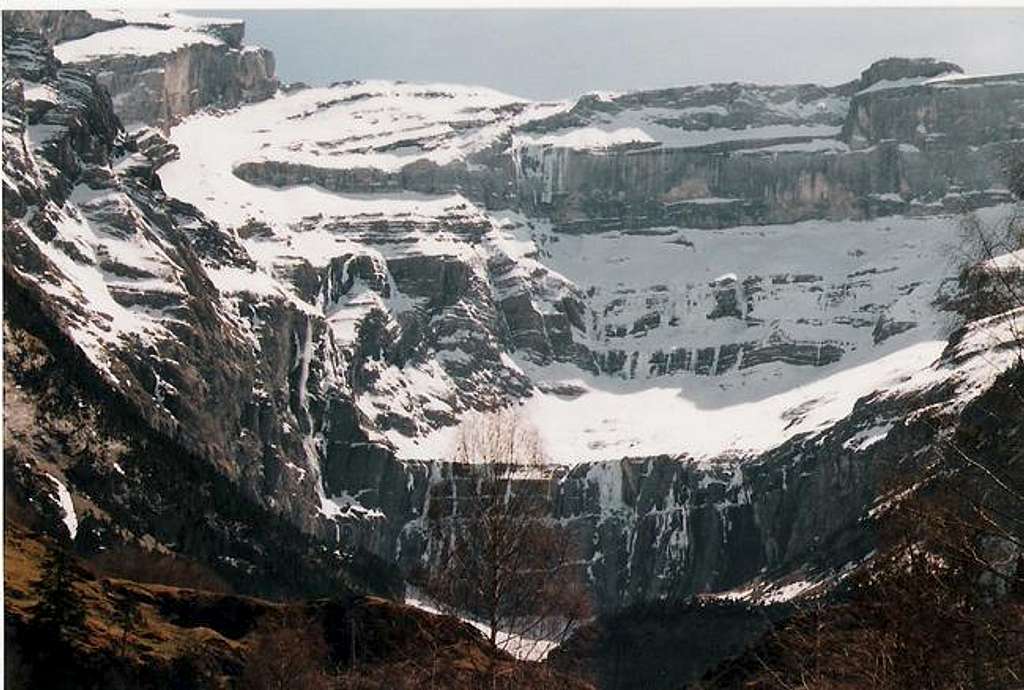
[160,75,996,463]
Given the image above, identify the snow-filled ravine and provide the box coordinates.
[160,79,994,465]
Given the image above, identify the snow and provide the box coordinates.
[14,205,177,382]
[926,72,1024,87]
[159,72,1019,467]
[872,192,904,203]
[45,474,78,540]
[674,197,744,206]
[320,492,386,521]
[985,248,1024,273]
[404,588,563,661]
[856,71,1017,96]
[519,343,943,462]
[857,75,943,95]
[85,9,242,30]
[714,585,757,602]
[738,138,850,155]
[206,265,295,300]
[389,207,982,463]
[514,127,654,149]
[165,81,566,200]
[761,579,817,603]
[519,121,841,152]
[54,25,222,62]
[22,82,59,104]
[843,421,896,452]
[164,83,544,230]
[889,305,1024,412]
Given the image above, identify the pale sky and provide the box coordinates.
[200,9,1024,100]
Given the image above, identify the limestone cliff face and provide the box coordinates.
[2,9,124,45]
[317,297,1021,614]
[225,56,1023,232]
[78,42,277,129]
[514,137,1019,233]
[9,9,278,129]
[843,73,1024,150]
[311,363,971,612]
[512,59,1024,232]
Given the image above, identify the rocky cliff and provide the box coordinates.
[6,9,277,129]
[4,10,1023,628]
[511,58,1023,232]
[215,55,1022,232]
[2,24,395,599]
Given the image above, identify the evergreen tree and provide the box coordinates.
[29,544,85,644]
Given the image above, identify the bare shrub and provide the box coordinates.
[240,615,333,690]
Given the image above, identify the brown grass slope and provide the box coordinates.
[4,523,594,690]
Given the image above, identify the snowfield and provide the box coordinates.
[54,24,222,61]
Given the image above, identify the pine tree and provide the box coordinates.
[29,544,86,644]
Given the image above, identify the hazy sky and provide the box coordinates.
[202,9,1024,100]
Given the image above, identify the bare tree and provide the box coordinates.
[952,151,1024,367]
[240,615,333,690]
[424,409,590,665]
[956,207,1024,317]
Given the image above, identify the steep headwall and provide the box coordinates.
[514,138,1018,232]
[319,378,946,612]
[844,73,1024,149]
[513,62,1024,232]
[76,42,276,129]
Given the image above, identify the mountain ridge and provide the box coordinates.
[3,7,1022,649]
